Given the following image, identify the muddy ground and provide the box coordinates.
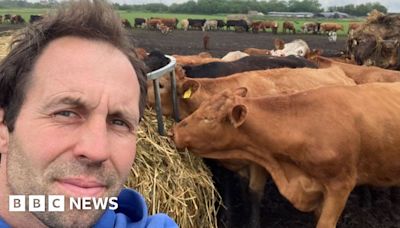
[130,29,400,228]
[129,28,347,57]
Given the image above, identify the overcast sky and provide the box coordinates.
[27,0,400,12]
[112,0,400,12]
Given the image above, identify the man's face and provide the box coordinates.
[4,36,140,227]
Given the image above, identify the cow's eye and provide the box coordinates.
[203,117,213,123]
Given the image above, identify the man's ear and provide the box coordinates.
[229,104,247,128]
[0,109,9,156]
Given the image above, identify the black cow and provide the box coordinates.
[29,15,43,24]
[188,19,206,30]
[143,50,170,73]
[226,19,249,32]
[134,18,146,28]
[216,19,226,30]
[182,55,318,78]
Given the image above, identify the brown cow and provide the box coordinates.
[145,18,162,30]
[347,22,361,34]
[134,47,147,61]
[320,22,343,33]
[250,21,263,33]
[172,54,221,65]
[148,65,355,119]
[243,48,271,56]
[172,82,400,228]
[313,56,400,84]
[260,21,278,34]
[159,18,178,29]
[121,19,132,28]
[282,21,296,34]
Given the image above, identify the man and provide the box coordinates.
[0,0,177,227]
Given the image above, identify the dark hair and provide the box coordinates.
[0,0,147,132]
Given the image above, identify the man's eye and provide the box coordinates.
[54,111,77,118]
[110,119,132,131]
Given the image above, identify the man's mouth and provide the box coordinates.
[56,177,107,197]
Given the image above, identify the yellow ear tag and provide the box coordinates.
[183,87,192,99]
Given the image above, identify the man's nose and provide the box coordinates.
[73,118,110,163]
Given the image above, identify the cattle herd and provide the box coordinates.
[0,14,43,24]
[126,17,360,35]
[139,11,400,228]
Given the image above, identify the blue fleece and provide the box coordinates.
[0,189,178,228]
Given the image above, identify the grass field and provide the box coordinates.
[0,8,365,35]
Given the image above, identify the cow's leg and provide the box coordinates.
[247,164,268,228]
[316,181,354,228]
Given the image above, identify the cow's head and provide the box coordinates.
[350,33,399,69]
[171,87,248,156]
[348,33,377,65]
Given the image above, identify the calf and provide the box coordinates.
[172,82,400,228]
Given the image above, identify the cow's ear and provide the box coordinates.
[181,80,200,99]
[0,109,9,156]
[175,64,186,80]
[234,87,248,97]
[229,104,247,128]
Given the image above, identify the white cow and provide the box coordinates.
[202,20,218,31]
[270,39,310,57]
[328,31,337,42]
[180,19,189,31]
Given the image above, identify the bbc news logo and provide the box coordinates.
[9,195,118,212]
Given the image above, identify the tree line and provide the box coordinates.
[0,0,388,17]
[116,0,387,17]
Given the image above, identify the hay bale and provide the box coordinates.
[0,34,221,228]
[127,108,221,227]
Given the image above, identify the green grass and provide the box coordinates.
[0,8,365,35]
